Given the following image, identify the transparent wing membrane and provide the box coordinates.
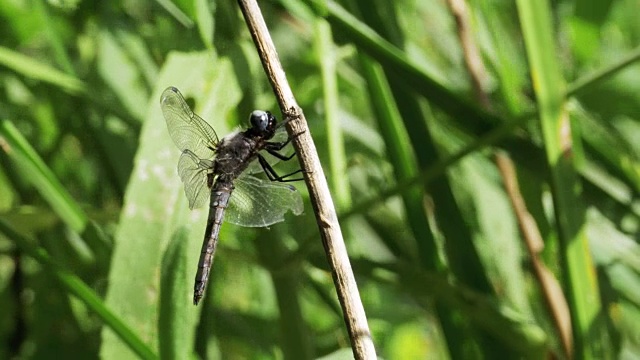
[161,87,218,160]
[177,150,212,209]
[226,173,303,227]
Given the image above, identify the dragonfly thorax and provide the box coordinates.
[214,132,258,178]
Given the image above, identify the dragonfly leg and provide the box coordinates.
[265,148,297,161]
[257,154,304,182]
[264,139,297,161]
[265,136,291,150]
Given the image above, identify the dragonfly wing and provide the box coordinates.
[226,173,303,227]
[161,86,218,160]
[178,150,212,209]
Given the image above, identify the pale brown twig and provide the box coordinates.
[236,1,377,358]
[446,0,491,110]
[495,152,573,359]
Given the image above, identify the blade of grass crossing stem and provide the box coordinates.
[359,54,486,358]
[351,0,505,355]
[358,56,434,264]
[0,219,156,360]
[304,0,504,133]
[516,1,606,358]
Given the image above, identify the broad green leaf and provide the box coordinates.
[100,50,241,358]
[159,226,196,360]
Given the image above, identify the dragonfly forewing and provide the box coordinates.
[161,87,219,160]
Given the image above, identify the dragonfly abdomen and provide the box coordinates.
[193,180,234,305]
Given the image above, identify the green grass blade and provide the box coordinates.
[33,0,75,75]
[314,19,352,210]
[358,56,432,260]
[305,0,502,129]
[516,1,606,358]
[195,0,214,49]
[255,230,313,359]
[0,46,86,95]
[155,0,194,27]
[350,1,505,354]
[0,44,138,127]
[0,219,156,360]
[0,120,87,232]
[391,262,547,354]
[567,46,640,97]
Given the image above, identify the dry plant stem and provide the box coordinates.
[495,152,573,359]
[236,0,377,358]
[446,0,491,109]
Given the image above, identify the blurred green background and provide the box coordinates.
[1,0,639,359]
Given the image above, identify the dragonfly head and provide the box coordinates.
[248,110,277,139]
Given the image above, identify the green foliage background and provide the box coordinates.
[1,0,639,359]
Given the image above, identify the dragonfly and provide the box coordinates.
[160,86,303,305]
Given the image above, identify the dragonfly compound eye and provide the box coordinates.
[249,110,277,135]
[249,110,268,132]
